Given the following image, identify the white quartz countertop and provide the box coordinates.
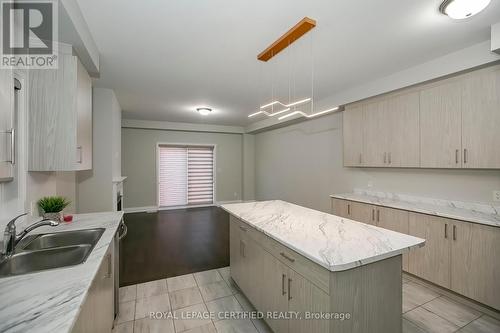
[331,191,500,228]
[221,200,424,272]
[0,211,123,333]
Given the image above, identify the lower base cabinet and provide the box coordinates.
[332,198,500,311]
[72,243,114,333]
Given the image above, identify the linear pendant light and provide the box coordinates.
[278,106,342,120]
[248,108,290,118]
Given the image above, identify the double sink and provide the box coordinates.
[0,228,104,278]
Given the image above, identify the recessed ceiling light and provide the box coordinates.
[196,107,212,115]
[439,0,491,19]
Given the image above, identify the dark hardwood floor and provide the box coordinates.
[119,206,229,287]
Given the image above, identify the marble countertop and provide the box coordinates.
[330,190,500,228]
[0,211,123,333]
[221,200,424,272]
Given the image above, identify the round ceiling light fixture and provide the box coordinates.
[196,107,212,115]
[439,0,491,19]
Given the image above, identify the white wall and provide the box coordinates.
[122,127,245,209]
[77,88,122,213]
[255,112,500,213]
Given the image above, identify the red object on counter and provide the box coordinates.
[63,215,73,222]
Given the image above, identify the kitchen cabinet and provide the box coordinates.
[408,213,451,288]
[0,68,14,182]
[450,222,500,310]
[461,68,500,168]
[331,198,349,218]
[331,198,376,225]
[420,81,462,168]
[72,243,114,333]
[28,51,92,171]
[342,105,364,166]
[343,65,500,169]
[362,99,389,167]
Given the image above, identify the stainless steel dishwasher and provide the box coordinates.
[115,219,128,318]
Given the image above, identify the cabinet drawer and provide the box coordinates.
[231,217,330,294]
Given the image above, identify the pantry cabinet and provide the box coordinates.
[28,51,92,171]
[0,68,14,182]
[344,65,500,169]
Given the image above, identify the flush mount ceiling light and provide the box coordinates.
[196,107,212,115]
[439,0,491,19]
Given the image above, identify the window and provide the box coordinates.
[158,145,214,207]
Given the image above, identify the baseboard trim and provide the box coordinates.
[124,200,244,213]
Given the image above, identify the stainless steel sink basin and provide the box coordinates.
[21,228,104,251]
[0,245,92,277]
[0,228,105,278]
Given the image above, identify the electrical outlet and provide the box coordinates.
[494,190,500,202]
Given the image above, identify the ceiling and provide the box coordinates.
[76,0,500,126]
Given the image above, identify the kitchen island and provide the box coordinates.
[0,211,123,333]
[221,200,425,333]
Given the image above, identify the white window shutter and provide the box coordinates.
[188,147,214,205]
[158,146,187,207]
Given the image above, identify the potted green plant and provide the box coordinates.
[37,196,70,222]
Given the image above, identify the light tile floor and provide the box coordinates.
[114,268,500,333]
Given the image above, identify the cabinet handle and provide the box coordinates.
[388,152,392,164]
[359,153,362,164]
[372,209,375,221]
[239,225,248,232]
[1,129,15,164]
[455,149,459,164]
[463,149,467,164]
[384,152,387,164]
[444,224,448,239]
[288,278,292,300]
[453,225,457,241]
[282,274,286,296]
[76,146,83,163]
[280,252,295,263]
[240,241,246,258]
[347,204,351,215]
[376,209,380,223]
[104,253,112,279]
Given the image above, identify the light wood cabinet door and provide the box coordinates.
[451,222,500,310]
[350,201,376,225]
[0,68,14,181]
[343,105,364,166]
[376,207,410,271]
[408,213,451,288]
[461,68,500,168]
[288,269,329,333]
[387,92,420,167]
[76,58,92,170]
[363,99,390,167]
[331,198,349,218]
[241,232,264,309]
[261,250,289,333]
[420,81,462,168]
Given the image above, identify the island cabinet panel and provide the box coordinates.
[72,244,114,333]
[330,255,402,333]
[419,80,462,168]
[343,105,364,166]
[408,213,451,288]
[450,222,500,310]
[229,220,243,287]
[288,269,330,333]
[461,68,500,169]
[261,250,290,333]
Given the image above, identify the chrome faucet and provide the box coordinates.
[2,213,59,257]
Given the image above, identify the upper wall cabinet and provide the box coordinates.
[0,68,14,181]
[28,52,92,171]
[461,68,500,169]
[344,65,500,169]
